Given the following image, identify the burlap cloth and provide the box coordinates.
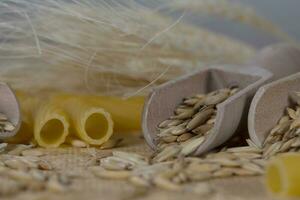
[1,135,272,200]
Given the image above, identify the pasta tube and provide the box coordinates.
[5,119,32,144]
[34,102,70,148]
[9,92,70,148]
[8,91,141,147]
[58,97,113,145]
[55,94,144,133]
[87,96,144,133]
[266,153,300,197]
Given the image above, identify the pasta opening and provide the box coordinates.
[267,164,282,193]
[40,119,65,145]
[84,113,109,140]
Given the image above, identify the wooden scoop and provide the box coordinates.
[0,82,21,139]
[142,65,272,155]
[142,44,300,155]
[248,45,300,147]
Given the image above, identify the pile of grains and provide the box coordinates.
[0,113,15,133]
[91,140,265,192]
[0,143,71,196]
[155,87,239,158]
[0,137,125,196]
[262,91,300,157]
[90,90,300,191]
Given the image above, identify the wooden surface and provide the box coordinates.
[1,135,278,200]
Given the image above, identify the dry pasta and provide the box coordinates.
[55,97,113,146]
[6,92,71,148]
[266,153,300,197]
[33,102,70,148]
[54,94,144,133]
[79,95,144,133]
[7,91,143,147]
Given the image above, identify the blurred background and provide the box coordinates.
[182,0,300,48]
[0,0,298,96]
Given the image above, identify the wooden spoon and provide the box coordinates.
[142,65,271,155]
[142,44,300,155]
[0,82,21,139]
[248,45,300,147]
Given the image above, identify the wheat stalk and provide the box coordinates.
[0,0,280,96]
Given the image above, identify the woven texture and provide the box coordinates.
[0,134,274,200]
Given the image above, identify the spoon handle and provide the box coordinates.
[249,43,300,81]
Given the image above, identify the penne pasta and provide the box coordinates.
[54,94,144,133]
[266,153,300,197]
[7,91,143,147]
[87,96,144,133]
[5,120,32,144]
[57,97,113,145]
[9,92,71,148]
[33,102,70,148]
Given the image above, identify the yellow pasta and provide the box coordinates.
[266,153,300,197]
[5,120,33,144]
[88,96,144,133]
[56,97,113,145]
[54,94,144,133]
[7,92,70,148]
[33,102,70,148]
[7,91,143,147]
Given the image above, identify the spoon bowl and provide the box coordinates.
[143,44,300,155]
[248,73,300,147]
[142,65,271,155]
[0,82,21,139]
